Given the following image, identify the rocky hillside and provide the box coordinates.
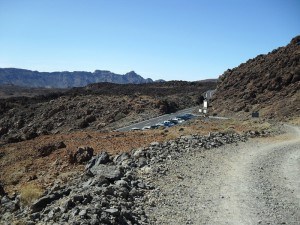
[212,36,300,119]
[0,68,158,88]
[0,84,68,99]
[0,81,216,145]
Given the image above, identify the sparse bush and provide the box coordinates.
[12,220,27,225]
[20,183,43,206]
[166,132,178,140]
[223,127,236,134]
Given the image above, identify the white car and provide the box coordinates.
[177,119,185,123]
[142,126,151,130]
[131,127,141,131]
[171,117,184,123]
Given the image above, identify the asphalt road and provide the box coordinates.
[116,106,199,131]
[205,89,215,99]
[116,90,216,132]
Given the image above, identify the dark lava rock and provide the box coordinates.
[89,165,122,181]
[31,189,71,213]
[85,115,96,123]
[85,152,110,170]
[37,141,66,157]
[77,119,89,129]
[31,195,57,213]
[24,130,38,140]
[0,126,8,135]
[0,183,6,196]
[1,195,20,212]
[114,152,130,165]
[69,146,94,164]
[7,134,23,143]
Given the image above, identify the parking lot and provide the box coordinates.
[116,106,198,132]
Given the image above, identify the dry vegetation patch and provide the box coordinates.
[287,116,300,126]
[19,183,43,206]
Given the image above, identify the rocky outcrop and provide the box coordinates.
[212,36,300,119]
[69,146,94,164]
[0,183,6,196]
[0,68,157,88]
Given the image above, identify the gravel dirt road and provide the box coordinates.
[145,125,300,225]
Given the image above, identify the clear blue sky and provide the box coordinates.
[0,0,299,81]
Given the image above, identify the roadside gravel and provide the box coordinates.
[145,125,300,225]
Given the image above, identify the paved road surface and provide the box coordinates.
[116,90,215,132]
[205,89,215,99]
[116,106,198,131]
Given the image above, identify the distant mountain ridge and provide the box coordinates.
[0,68,160,88]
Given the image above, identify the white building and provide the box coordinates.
[199,99,208,114]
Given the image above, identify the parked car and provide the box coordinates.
[169,119,179,124]
[142,126,151,130]
[156,122,165,127]
[177,119,185,123]
[171,117,184,123]
[150,125,159,129]
[177,113,194,120]
[163,121,175,127]
[176,115,186,120]
[131,127,141,131]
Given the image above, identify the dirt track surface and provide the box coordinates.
[145,125,300,225]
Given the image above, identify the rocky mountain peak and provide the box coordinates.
[0,68,159,88]
[125,70,137,75]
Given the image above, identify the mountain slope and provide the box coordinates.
[0,68,157,88]
[0,81,216,144]
[212,36,300,119]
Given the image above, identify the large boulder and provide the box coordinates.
[89,165,122,181]
[85,152,110,170]
[69,146,94,164]
[31,189,71,213]
[31,195,57,213]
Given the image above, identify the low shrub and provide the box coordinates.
[20,183,43,206]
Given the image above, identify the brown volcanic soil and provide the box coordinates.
[0,117,273,196]
[0,81,216,145]
[211,36,300,120]
[0,130,165,195]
